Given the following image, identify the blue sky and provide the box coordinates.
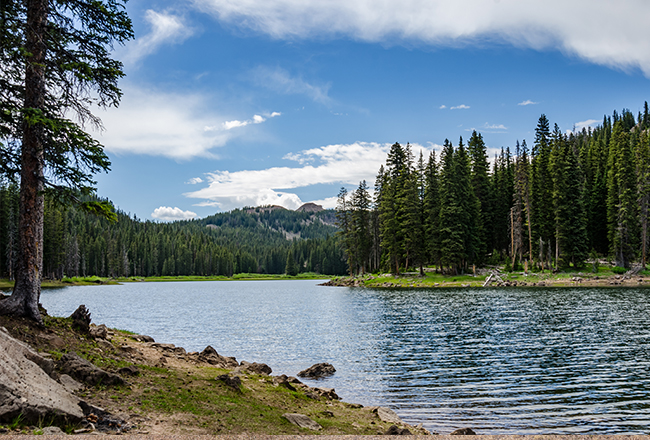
[92,0,650,221]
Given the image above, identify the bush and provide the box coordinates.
[611,266,627,275]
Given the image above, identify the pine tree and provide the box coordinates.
[531,115,554,269]
[438,140,465,273]
[351,180,372,274]
[423,151,441,268]
[607,119,638,268]
[468,131,491,265]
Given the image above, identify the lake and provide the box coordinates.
[40,280,650,435]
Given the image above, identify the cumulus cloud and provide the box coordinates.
[187,177,204,184]
[93,86,232,159]
[152,206,198,221]
[451,104,470,110]
[439,105,447,109]
[185,142,431,211]
[251,66,332,104]
[192,0,650,77]
[518,100,538,106]
[93,87,279,160]
[122,10,194,65]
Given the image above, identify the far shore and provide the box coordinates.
[1,266,647,291]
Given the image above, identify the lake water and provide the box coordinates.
[39,280,650,435]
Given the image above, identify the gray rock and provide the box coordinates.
[376,407,403,425]
[56,352,124,386]
[130,334,154,343]
[96,339,113,352]
[450,427,477,435]
[0,327,84,424]
[78,401,130,433]
[297,362,336,378]
[117,365,140,376]
[89,324,108,339]
[313,386,339,400]
[198,345,238,368]
[272,374,296,391]
[237,360,272,375]
[41,426,65,435]
[385,425,412,435]
[216,374,242,391]
[59,374,84,393]
[283,413,322,431]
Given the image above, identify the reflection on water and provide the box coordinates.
[41,281,650,434]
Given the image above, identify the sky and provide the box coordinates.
[91,0,650,221]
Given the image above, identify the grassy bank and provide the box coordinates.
[0,313,427,435]
[329,266,650,288]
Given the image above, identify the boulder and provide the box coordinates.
[69,305,91,333]
[272,374,296,391]
[297,362,335,378]
[236,360,272,375]
[130,334,154,343]
[216,374,242,391]
[89,324,108,339]
[385,425,412,435]
[283,413,322,431]
[78,401,130,433]
[59,374,84,393]
[0,327,84,424]
[41,426,65,435]
[117,365,140,376]
[56,352,124,386]
[450,427,477,435]
[198,345,238,368]
[375,407,403,425]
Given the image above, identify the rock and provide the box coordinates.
[313,386,339,400]
[56,352,124,386]
[375,407,403,424]
[41,426,65,435]
[78,401,130,433]
[38,333,66,349]
[297,362,336,378]
[385,425,412,435]
[0,327,84,424]
[450,427,477,435]
[282,413,322,431]
[272,374,296,391]
[198,345,238,368]
[237,360,272,375]
[89,324,108,339]
[216,374,242,391]
[96,339,113,352]
[130,334,155,343]
[59,374,84,393]
[117,365,140,376]
[151,342,186,356]
[345,402,363,408]
[69,305,91,333]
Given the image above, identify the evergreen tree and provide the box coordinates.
[423,151,441,268]
[438,140,465,273]
[531,115,554,268]
[607,119,638,268]
[468,131,491,264]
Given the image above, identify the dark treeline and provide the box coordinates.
[338,104,650,275]
[0,196,347,279]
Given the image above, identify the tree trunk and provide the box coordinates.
[0,0,48,325]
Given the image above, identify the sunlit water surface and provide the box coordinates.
[40,281,650,434]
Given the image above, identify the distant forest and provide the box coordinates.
[337,103,650,275]
[0,196,347,279]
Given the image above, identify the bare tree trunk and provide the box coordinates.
[0,0,47,324]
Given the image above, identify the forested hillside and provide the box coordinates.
[0,194,346,279]
[337,103,650,275]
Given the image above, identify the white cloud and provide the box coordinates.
[122,10,194,65]
[518,100,538,106]
[152,206,197,221]
[187,177,204,184]
[219,112,281,130]
[193,0,650,77]
[451,104,470,110]
[251,66,332,104]
[572,119,599,132]
[484,123,507,130]
[94,86,232,159]
[439,105,447,109]
[185,142,432,210]
[94,87,280,159]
